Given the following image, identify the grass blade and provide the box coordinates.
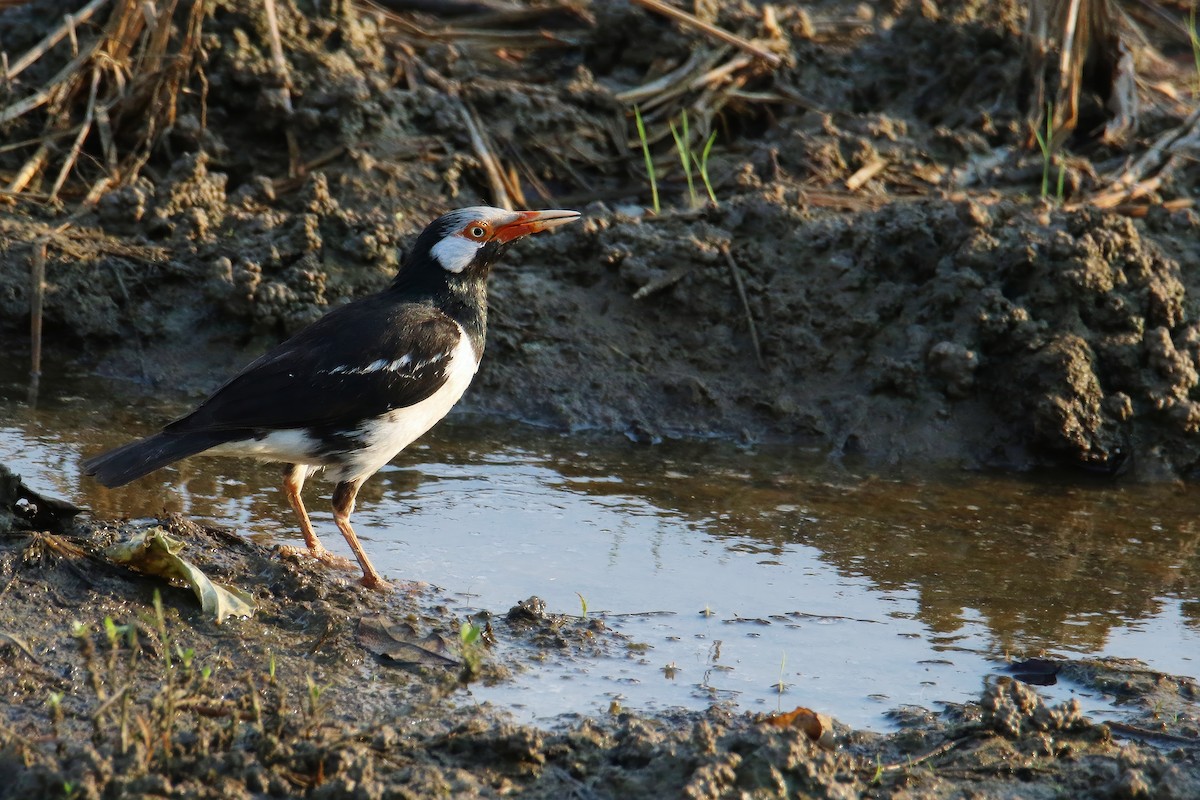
[670,111,697,207]
[633,105,659,214]
[697,130,718,205]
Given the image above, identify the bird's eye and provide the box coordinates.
[469,225,487,239]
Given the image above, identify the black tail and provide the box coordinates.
[83,431,236,488]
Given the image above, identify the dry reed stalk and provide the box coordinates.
[721,246,765,370]
[356,0,586,50]
[1024,0,1136,146]
[262,0,301,176]
[28,240,47,394]
[845,157,887,191]
[409,55,520,208]
[7,143,51,193]
[4,0,110,80]
[459,103,515,210]
[629,0,783,67]
[615,49,715,105]
[48,67,100,201]
[1074,104,1200,212]
[0,0,206,201]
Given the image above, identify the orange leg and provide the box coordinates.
[283,464,328,557]
[332,480,390,591]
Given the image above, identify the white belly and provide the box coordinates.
[207,327,480,483]
[333,332,479,482]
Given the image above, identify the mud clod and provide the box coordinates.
[980,678,1090,738]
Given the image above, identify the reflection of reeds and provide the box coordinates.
[1,0,206,202]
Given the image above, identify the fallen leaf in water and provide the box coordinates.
[358,615,459,668]
[103,528,255,624]
[763,706,837,749]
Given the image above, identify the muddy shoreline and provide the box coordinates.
[0,0,1196,476]
[3,0,1200,795]
[3,499,1198,800]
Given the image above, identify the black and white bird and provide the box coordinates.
[84,206,580,590]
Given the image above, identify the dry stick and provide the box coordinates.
[1055,0,1083,129]
[7,143,50,193]
[845,156,887,191]
[262,0,290,96]
[628,0,783,67]
[416,60,513,207]
[459,104,513,210]
[4,0,110,80]
[636,50,730,118]
[67,7,80,56]
[614,48,714,104]
[721,246,765,370]
[1077,105,1200,210]
[271,145,349,192]
[28,240,47,406]
[878,736,968,773]
[49,68,101,201]
[262,0,300,176]
[0,39,101,125]
[688,52,752,91]
[0,133,73,157]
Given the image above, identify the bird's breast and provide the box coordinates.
[328,327,480,482]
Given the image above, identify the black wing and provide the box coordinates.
[166,299,467,434]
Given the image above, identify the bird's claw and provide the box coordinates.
[360,574,394,592]
[278,544,357,572]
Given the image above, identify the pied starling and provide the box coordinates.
[84,206,580,590]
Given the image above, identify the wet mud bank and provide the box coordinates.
[2,502,1198,800]
[0,0,1198,476]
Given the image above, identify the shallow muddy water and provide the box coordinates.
[2,358,1198,731]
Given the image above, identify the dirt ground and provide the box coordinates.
[3,0,1200,796]
[3,494,1199,800]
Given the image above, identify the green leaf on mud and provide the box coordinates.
[103,527,255,624]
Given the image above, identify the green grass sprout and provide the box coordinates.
[1190,6,1200,97]
[633,105,660,214]
[669,110,697,207]
[696,130,718,206]
[458,621,484,683]
[460,621,482,646]
[1032,103,1065,202]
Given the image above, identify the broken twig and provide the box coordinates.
[4,0,110,80]
[629,0,783,67]
[459,104,514,210]
[721,245,765,370]
[845,157,887,191]
[28,240,47,405]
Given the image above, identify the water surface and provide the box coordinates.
[2,360,1197,730]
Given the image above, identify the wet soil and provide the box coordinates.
[3,495,1199,800]
[3,0,1200,796]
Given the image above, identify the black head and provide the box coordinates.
[395,206,580,293]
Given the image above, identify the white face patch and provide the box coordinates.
[432,233,485,274]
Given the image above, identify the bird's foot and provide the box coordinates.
[278,544,358,572]
[360,573,394,592]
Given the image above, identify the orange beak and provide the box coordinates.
[493,209,581,243]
